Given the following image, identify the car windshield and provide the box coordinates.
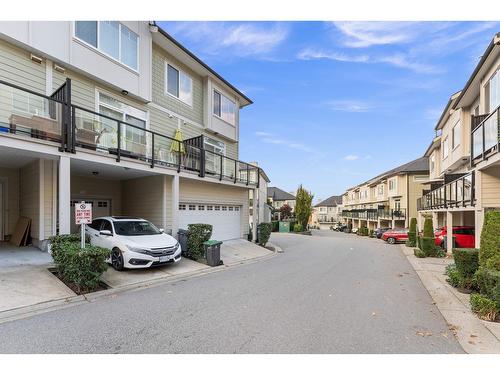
[113,221,161,236]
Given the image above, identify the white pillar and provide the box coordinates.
[162,175,168,231]
[171,175,179,238]
[475,209,484,249]
[432,212,439,230]
[417,212,423,232]
[58,155,71,234]
[252,188,258,242]
[446,211,453,253]
[38,159,45,241]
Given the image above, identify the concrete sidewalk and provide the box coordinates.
[399,244,500,354]
[0,239,276,323]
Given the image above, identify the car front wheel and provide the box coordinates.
[387,237,396,245]
[111,248,124,271]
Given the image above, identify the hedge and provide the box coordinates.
[186,224,212,260]
[470,293,499,321]
[423,217,434,237]
[407,218,417,247]
[293,223,303,233]
[452,248,479,278]
[50,235,109,294]
[479,211,500,267]
[421,237,436,257]
[258,222,272,247]
[271,221,279,232]
[475,267,500,305]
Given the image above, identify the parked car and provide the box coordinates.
[374,227,392,239]
[351,227,359,234]
[434,226,475,248]
[86,216,181,271]
[381,228,408,244]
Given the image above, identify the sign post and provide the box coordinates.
[75,201,92,249]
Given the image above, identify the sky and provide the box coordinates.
[158,21,499,203]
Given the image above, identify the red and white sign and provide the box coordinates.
[75,201,92,225]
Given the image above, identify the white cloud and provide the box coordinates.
[297,49,369,63]
[255,131,273,137]
[164,21,288,59]
[255,131,314,154]
[325,100,373,113]
[343,155,360,161]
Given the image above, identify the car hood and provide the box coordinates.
[119,233,178,249]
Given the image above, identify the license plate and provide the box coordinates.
[159,255,170,262]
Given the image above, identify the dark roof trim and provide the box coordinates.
[453,32,500,109]
[315,195,343,207]
[156,24,253,106]
[434,90,461,131]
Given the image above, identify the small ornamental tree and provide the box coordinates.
[406,217,417,247]
[279,204,293,220]
[295,185,314,230]
[479,211,500,267]
[421,217,436,257]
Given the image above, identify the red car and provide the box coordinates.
[382,228,408,244]
[434,226,475,248]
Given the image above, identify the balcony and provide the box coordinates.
[0,79,259,187]
[417,171,474,211]
[341,208,404,221]
[471,107,499,165]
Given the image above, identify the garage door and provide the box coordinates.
[178,203,241,241]
[70,199,111,233]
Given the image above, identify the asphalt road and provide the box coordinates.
[0,231,463,353]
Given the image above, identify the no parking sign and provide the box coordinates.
[75,201,92,225]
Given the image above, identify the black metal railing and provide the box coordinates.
[471,107,499,165]
[0,79,259,187]
[417,171,474,210]
[341,208,406,221]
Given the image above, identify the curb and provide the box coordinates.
[398,244,500,354]
[0,250,278,325]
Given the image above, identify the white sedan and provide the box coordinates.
[85,216,181,271]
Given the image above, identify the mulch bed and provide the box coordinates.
[48,268,109,295]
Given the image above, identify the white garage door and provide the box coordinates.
[178,203,241,241]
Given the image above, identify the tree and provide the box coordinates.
[295,185,314,229]
[279,204,292,220]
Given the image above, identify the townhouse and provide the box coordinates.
[0,21,265,251]
[418,32,500,251]
[247,164,271,227]
[267,187,296,211]
[341,157,429,231]
[311,195,342,229]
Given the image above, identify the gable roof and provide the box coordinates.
[267,187,295,201]
[315,195,343,207]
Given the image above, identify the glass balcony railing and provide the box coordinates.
[417,172,474,210]
[471,107,499,163]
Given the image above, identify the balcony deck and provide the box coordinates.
[417,171,474,211]
[471,107,499,166]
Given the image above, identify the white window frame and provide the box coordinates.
[73,21,139,72]
[213,89,236,125]
[452,121,461,150]
[488,67,500,112]
[96,90,148,129]
[443,136,449,159]
[164,61,193,107]
[430,154,435,173]
[388,178,397,192]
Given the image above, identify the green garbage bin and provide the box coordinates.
[279,221,290,233]
[203,240,223,266]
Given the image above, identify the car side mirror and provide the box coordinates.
[159,228,165,233]
[99,230,112,236]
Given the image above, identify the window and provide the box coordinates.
[430,154,435,172]
[207,205,213,211]
[452,121,461,149]
[235,206,240,211]
[198,205,205,211]
[389,179,396,191]
[214,206,221,211]
[97,92,147,149]
[489,69,499,112]
[101,220,113,233]
[204,136,226,173]
[443,137,449,159]
[229,206,234,211]
[74,21,138,70]
[179,204,186,210]
[165,63,193,105]
[213,90,236,125]
[189,204,196,211]
[320,207,326,212]
[377,185,384,196]
[89,219,103,230]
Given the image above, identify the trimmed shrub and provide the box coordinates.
[186,224,212,260]
[271,220,279,232]
[452,248,479,278]
[407,218,417,247]
[475,267,500,305]
[50,235,109,294]
[293,223,303,233]
[423,217,434,237]
[470,293,499,322]
[414,248,426,258]
[485,253,500,271]
[445,264,463,288]
[409,217,417,233]
[258,222,272,247]
[421,237,437,257]
[417,236,422,250]
[479,211,500,267]
[369,229,375,238]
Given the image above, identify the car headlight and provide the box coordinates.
[174,242,181,251]
[126,245,150,254]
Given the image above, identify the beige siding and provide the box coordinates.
[19,160,39,241]
[480,166,500,207]
[122,175,165,228]
[42,159,55,238]
[71,176,123,215]
[179,178,249,237]
[152,44,204,125]
[407,174,427,220]
[0,39,46,93]
[0,167,19,237]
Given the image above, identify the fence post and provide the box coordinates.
[116,121,121,162]
[219,154,223,181]
[177,140,181,173]
[150,133,155,168]
[234,160,237,184]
